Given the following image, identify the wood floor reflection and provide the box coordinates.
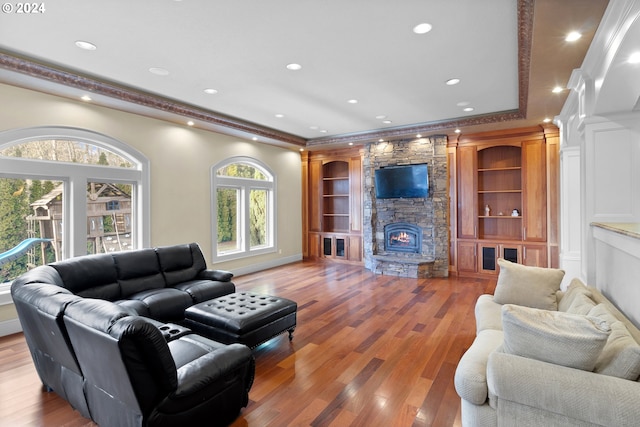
[0,260,496,427]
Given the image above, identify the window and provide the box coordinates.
[212,157,275,261]
[0,127,149,285]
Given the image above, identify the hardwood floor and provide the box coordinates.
[0,260,496,427]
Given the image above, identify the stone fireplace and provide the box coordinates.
[363,135,449,278]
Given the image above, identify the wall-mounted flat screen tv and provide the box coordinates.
[374,164,429,199]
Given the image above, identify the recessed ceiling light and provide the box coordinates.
[376,115,386,120]
[187,121,194,126]
[81,95,92,101]
[382,120,392,124]
[463,107,474,112]
[565,31,582,42]
[348,142,354,146]
[299,148,304,152]
[310,126,319,130]
[149,67,170,76]
[543,118,552,123]
[286,63,302,71]
[416,134,422,138]
[457,101,470,107]
[252,137,258,141]
[347,99,358,104]
[629,52,640,64]
[446,78,460,86]
[275,114,284,118]
[320,130,328,133]
[75,40,96,50]
[413,23,433,34]
[552,86,564,93]
[455,129,461,133]
[203,88,218,94]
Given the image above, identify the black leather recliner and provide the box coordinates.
[63,298,254,427]
[11,282,91,419]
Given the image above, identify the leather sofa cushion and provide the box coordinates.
[116,288,193,322]
[173,279,236,303]
[51,253,120,299]
[113,249,165,298]
[156,243,207,286]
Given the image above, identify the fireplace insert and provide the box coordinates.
[384,222,422,254]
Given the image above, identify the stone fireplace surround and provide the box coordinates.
[363,135,449,278]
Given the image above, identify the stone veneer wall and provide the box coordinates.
[363,135,449,277]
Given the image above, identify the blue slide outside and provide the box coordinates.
[0,238,51,266]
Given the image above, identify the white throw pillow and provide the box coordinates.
[588,303,640,380]
[502,304,610,371]
[493,258,565,310]
[558,278,592,312]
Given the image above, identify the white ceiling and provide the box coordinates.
[0,0,609,149]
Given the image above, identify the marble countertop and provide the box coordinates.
[591,222,640,239]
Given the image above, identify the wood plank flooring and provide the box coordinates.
[0,260,496,427]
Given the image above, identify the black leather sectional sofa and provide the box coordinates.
[11,243,254,427]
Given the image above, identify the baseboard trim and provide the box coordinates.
[0,318,22,337]
[233,254,303,276]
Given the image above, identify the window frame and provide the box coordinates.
[0,126,150,261]
[211,156,276,263]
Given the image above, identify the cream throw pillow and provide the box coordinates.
[558,278,592,312]
[502,304,610,371]
[564,293,597,315]
[588,303,640,380]
[493,258,565,310]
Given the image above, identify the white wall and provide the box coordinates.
[0,82,303,334]
[556,0,640,323]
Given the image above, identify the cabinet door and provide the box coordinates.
[500,244,521,264]
[523,244,547,267]
[457,241,477,273]
[349,156,362,233]
[309,160,323,232]
[478,243,499,274]
[522,140,547,242]
[348,236,362,262]
[457,146,477,239]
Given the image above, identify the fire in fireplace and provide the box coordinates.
[384,222,422,254]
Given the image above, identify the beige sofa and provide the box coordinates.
[455,259,640,427]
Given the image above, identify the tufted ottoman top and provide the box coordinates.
[185,292,297,335]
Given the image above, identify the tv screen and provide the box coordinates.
[374,164,429,199]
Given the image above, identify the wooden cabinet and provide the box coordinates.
[522,140,547,242]
[457,146,477,239]
[450,127,558,276]
[302,148,363,263]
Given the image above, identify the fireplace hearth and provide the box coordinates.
[385,222,422,254]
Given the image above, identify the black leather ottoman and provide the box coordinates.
[183,292,297,349]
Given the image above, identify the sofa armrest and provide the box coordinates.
[174,343,253,396]
[198,269,234,282]
[454,329,504,404]
[156,342,254,415]
[487,350,640,427]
